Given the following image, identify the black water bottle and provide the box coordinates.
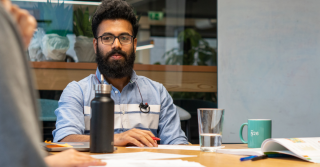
[90,75,114,153]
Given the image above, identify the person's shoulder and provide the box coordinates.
[137,75,164,89]
[65,74,96,91]
[78,74,96,84]
[136,75,170,97]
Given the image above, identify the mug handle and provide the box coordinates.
[239,123,248,144]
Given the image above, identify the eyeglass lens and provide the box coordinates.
[101,34,132,45]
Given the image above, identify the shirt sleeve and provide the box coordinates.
[52,81,86,142]
[157,85,189,144]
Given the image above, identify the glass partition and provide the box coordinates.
[13,0,217,144]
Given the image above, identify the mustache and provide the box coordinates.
[105,49,128,60]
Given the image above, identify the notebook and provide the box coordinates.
[44,142,90,152]
[44,142,117,152]
[217,137,320,163]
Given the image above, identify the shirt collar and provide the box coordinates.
[95,68,138,84]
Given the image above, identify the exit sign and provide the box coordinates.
[148,11,163,21]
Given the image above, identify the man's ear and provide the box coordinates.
[133,38,137,53]
[93,38,97,54]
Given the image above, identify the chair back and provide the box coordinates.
[173,99,217,115]
[38,99,58,121]
[176,106,191,121]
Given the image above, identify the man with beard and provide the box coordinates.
[53,0,188,147]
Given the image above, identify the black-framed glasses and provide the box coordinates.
[98,34,134,45]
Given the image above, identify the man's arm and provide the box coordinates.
[61,131,158,147]
[60,135,90,142]
[53,82,87,142]
[158,85,189,145]
[56,82,157,147]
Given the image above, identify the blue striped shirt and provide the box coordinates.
[52,68,188,144]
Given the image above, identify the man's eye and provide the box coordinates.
[121,37,129,41]
[102,36,113,40]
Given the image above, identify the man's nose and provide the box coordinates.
[112,37,122,50]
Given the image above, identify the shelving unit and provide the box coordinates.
[31,62,217,92]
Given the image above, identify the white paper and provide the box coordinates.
[91,152,197,160]
[262,137,320,163]
[90,160,205,167]
[216,148,263,156]
[126,145,201,151]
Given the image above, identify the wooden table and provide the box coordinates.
[53,144,320,167]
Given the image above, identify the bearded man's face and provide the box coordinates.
[96,43,135,78]
[93,19,137,78]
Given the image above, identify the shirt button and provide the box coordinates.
[115,90,118,94]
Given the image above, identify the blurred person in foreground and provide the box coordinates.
[0,0,106,166]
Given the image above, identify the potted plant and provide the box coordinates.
[162,28,217,102]
[73,7,96,62]
[37,0,72,61]
[163,28,216,66]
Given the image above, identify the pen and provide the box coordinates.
[151,137,161,141]
[251,155,268,161]
[240,155,257,161]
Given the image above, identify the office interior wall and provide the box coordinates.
[218,0,320,143]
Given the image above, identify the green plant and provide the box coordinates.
[37,0,73,36]
[163,28,216,66]
[162,29,217,102]
[73,8,140,38]
[73,7,95,37]
[134,9,141,23]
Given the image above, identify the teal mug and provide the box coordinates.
[239,119,272,148]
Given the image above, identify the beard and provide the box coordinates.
[96,44,135,79]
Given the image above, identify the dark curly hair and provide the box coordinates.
[92,0,139,39]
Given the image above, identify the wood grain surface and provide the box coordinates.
[32,69,217,92]
[31,62,217,72]
[50,144,320,167]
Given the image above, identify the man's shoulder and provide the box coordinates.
[60,74,96,103]
[136,75,164,90]
[65,74,96,91]
[78,74,96,84]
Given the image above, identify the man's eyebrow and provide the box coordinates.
[100,32,132,36]
[119,32,132,36]
[101,32,113,36]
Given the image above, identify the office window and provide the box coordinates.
[13,0,217,143]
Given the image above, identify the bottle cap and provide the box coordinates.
[94,74,112,94]
[94,84,112,94]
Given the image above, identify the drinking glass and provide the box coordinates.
[198,108,225,152]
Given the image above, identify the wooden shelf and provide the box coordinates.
[31,62,217,72]
[31,62,217,92]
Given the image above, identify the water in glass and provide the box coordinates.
[200,133,222,152]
